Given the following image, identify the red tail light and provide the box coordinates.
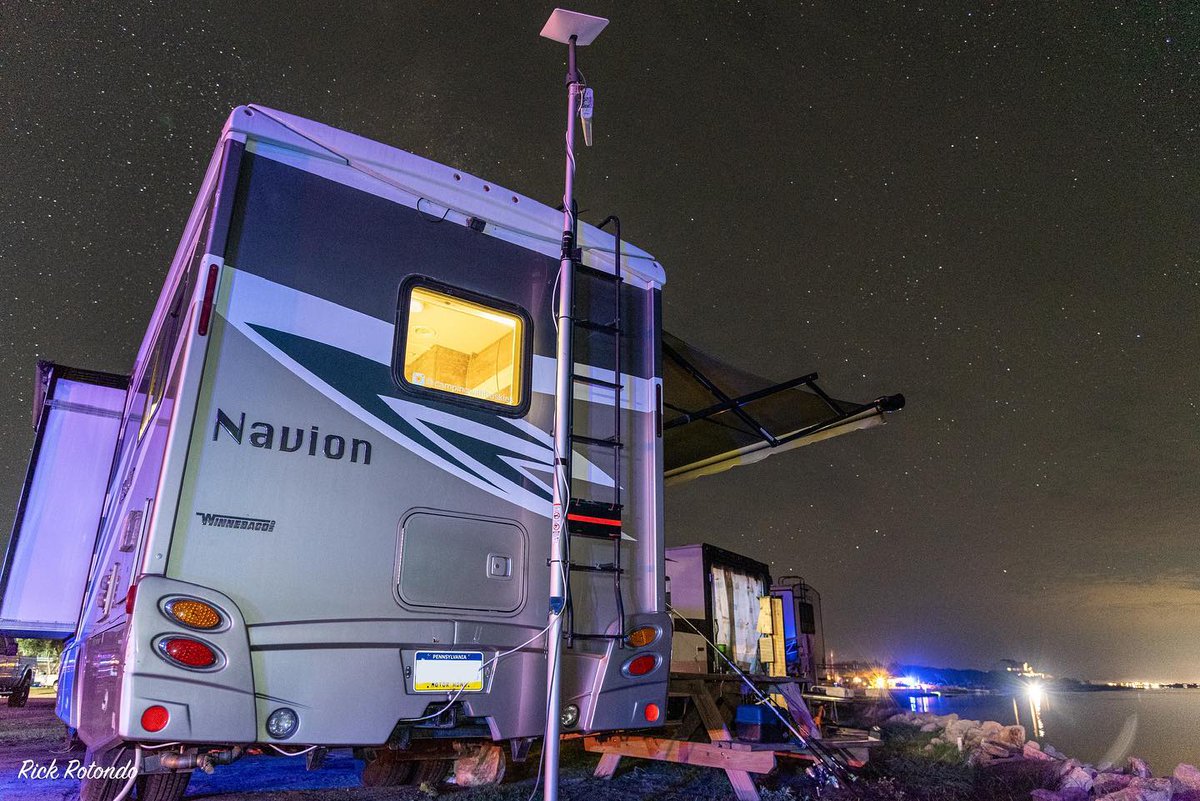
[125,582,138,616]
[644,703,661,723]
[197,263,219,336]
[623,654,659,677]
[159,637,218,669]
[141,705,169,732]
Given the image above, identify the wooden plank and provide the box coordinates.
[584,736,776,774]
[774,680,819,738]
[685,679,763,801]
[593,752,622,779]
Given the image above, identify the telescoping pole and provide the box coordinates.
[542,32,579,801]
[538,9,608,801]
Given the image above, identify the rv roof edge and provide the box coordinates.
[220,104,664,288]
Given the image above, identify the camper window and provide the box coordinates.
[397,284,526,411]
[137,235,202,439]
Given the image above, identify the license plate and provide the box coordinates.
[412,651,485,693]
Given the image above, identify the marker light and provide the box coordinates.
[267,708,299,739]
[626,626,659,648]
[141,705,169,733]
[623,654,660,677]
[644,703,660,723]
[165,598,223,630]
[197,263,219,336]
[560,704,580,728]
[158,637,218,669]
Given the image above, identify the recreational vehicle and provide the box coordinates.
[1,104,902,799]
[2,105,671,798]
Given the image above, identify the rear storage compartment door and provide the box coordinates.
[0,363,127,638]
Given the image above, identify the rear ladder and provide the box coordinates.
[565,215,627,647]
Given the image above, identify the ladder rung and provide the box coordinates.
[569,563,625,575]
[569,632,626,641]
[577,263,623,282]
[575,319,621,335]
[571,434,623,449]
[573,373,622,390]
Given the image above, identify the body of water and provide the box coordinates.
[904,689,1200,773]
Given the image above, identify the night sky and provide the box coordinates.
[2,3,1197,681]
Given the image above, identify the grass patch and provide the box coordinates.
[825,723,1057,801]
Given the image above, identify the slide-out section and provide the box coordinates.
[0,363,127,638]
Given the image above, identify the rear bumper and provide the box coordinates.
[121,577,669,746]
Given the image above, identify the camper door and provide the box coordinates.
[0,364,127,638]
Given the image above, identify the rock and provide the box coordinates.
[1025,742,1055,761]
[1059,765,1094,796]
[1093,773,1133,795]
[994,724,1027,747]
[1175,764,1200,791]
[1031,790,1065,801]
[920,722,939,732]
[1131,778,1173,794]
[981,720,1004,737]
[1129,757,1153,779]
[1096,787,1171,801]
[1045,744,1065,759]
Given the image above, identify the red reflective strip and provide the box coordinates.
[125,581,138,616]
[197,263,219,336]
[566,513,621,527]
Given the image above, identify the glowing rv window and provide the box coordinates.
[400,286,525,409]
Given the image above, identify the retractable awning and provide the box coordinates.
[662,332,904,486]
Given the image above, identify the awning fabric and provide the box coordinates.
[662,332,904,486]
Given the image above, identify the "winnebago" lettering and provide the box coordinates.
[196,513,276,532]
[212,409,372,465]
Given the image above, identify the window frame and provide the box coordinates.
[392,277,534,418]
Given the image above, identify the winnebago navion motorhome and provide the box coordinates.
[1,105,672,797]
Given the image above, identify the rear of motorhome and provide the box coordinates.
[1,105,670,795]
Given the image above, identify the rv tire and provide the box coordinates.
[79,745,137,801]
[360,750,416,787]
[6,673,31,707]
[412,758,452,788]
[135,769,192,801]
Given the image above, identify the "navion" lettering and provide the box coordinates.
[213,409,372,465]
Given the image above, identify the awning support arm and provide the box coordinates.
[662,342,780,446]
[662,372,818,431]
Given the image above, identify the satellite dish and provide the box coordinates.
[539,8,608,45]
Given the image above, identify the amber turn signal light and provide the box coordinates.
[626,626,659,648]
[165,598,222,630]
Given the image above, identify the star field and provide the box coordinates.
[0,2,1197,680]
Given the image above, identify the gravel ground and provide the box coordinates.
[0,692,760,801]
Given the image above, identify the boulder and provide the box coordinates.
[1093,773,1134,795]
[1031,790,1066,801]
[1129,757,1153,779]
[1025,742,1055,761]
[1174,764,1200,792]
[1095,787,1171,801]
[981,720,1004,737]
[920,722,939,732]
[1059,765,1094,796]
[994,724,1027,748]
[1131,778,1173,794]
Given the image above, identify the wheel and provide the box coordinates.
[360,750,417,787]
[80,746,137,801]
[135,770,191,801]
[453,744,507,787]
[6,674,31,707]
[411,759,452,788]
